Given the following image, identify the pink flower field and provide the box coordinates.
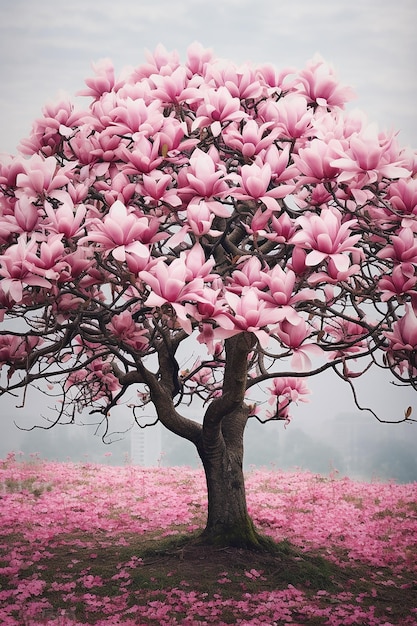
[1,453,416,625]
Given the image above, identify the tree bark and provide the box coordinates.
[198,405,265,548]
[196,334,274,550]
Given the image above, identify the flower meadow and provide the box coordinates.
[1,452,416,625]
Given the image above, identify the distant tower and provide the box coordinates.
[131,422,162,466]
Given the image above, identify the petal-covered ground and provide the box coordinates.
[1,453,416,625]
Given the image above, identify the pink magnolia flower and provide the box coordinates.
[91,170,137,207]
[129,43,180,81]
[119,135,163,173]
[307,257,361,286]
[100,95,164,137]
[296,56,355,108]
[387,178,417,227]
[378,228,417,265]
[149,66,202,104]
[384,305,417,353]
[293,138,342,183]
[34,234,66,279]
[258,93,313,141]
[156,116,196,154]
[0,335,42,367]
[181,243,216,282]
[89,128,125,162]
[80,200,153,263]
[0,154,27,188]
[275,317,322,370]
[77,58,117,99]
[180,147,229,200]
[16,155,75,196]
[186,199,218,237]
[191,86,248,137]
[56,247,95,283]
[255,62,297,93]
[259,265,315,324]
[379,263,417,301]
[0,235,52,302]
[106,311,149,352]
[229,257,269,293]
[324,319,368,358]
[185,41,214,75]
[216,288,282,348]
[291,206,361,272]
[331,129,410,184]
[263,144,299,186]
[186,287,231,326]
[268,211,297,244]
[43,194,86,238]
[205,61,264,100]
[223,119,277,158]
[232,160,290,210]
[51,293,87,323]
[266,376,310,422]
[139,257,208,333]
[12,196,40,232]
[19,100,87,156]
[139,171,182,208]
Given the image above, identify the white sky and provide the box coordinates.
[0,0,416,153]
[0,0,416,473]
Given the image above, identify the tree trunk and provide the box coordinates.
[197,405,272,550]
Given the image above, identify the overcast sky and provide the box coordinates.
[0,0,416,475]
[1,0,416,154]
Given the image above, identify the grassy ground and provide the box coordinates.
[4,528,416,625]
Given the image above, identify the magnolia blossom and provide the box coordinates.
[330,127,410,185]
[0,335,42,367]
[217,289,282,348]
[223,119,277,158]
[378,228,417,265]
[106,311,149,352]
[43,195,86,238]
[232,160,291,210]
[384,305,417,353]
[379,264,417,301]
[80,200,154,263]
[266,376,310,422]
[291,206,361,272]
[16,154,75,196]
[275,317,322,370]
[191,86,248,137]
[0,235,53,302]
[140,256,211,333]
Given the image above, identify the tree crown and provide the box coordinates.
[0,43,416,432]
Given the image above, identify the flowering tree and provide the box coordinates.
[0,43,416,549]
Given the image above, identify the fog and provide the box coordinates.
[2,364,415,483]
[0,1,416,481]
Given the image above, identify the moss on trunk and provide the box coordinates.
[200,514,276,551]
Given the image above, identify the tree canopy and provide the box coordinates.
[0,43,415,433]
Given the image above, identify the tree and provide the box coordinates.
[0,43,416,549]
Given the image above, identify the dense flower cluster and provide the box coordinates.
[0,43,416,422]
[1,455,416,625]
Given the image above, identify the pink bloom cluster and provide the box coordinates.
[0,42,416,420]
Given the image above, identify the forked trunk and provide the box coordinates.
[145,333,273,549]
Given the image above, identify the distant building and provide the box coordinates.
[131,422,162,466]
